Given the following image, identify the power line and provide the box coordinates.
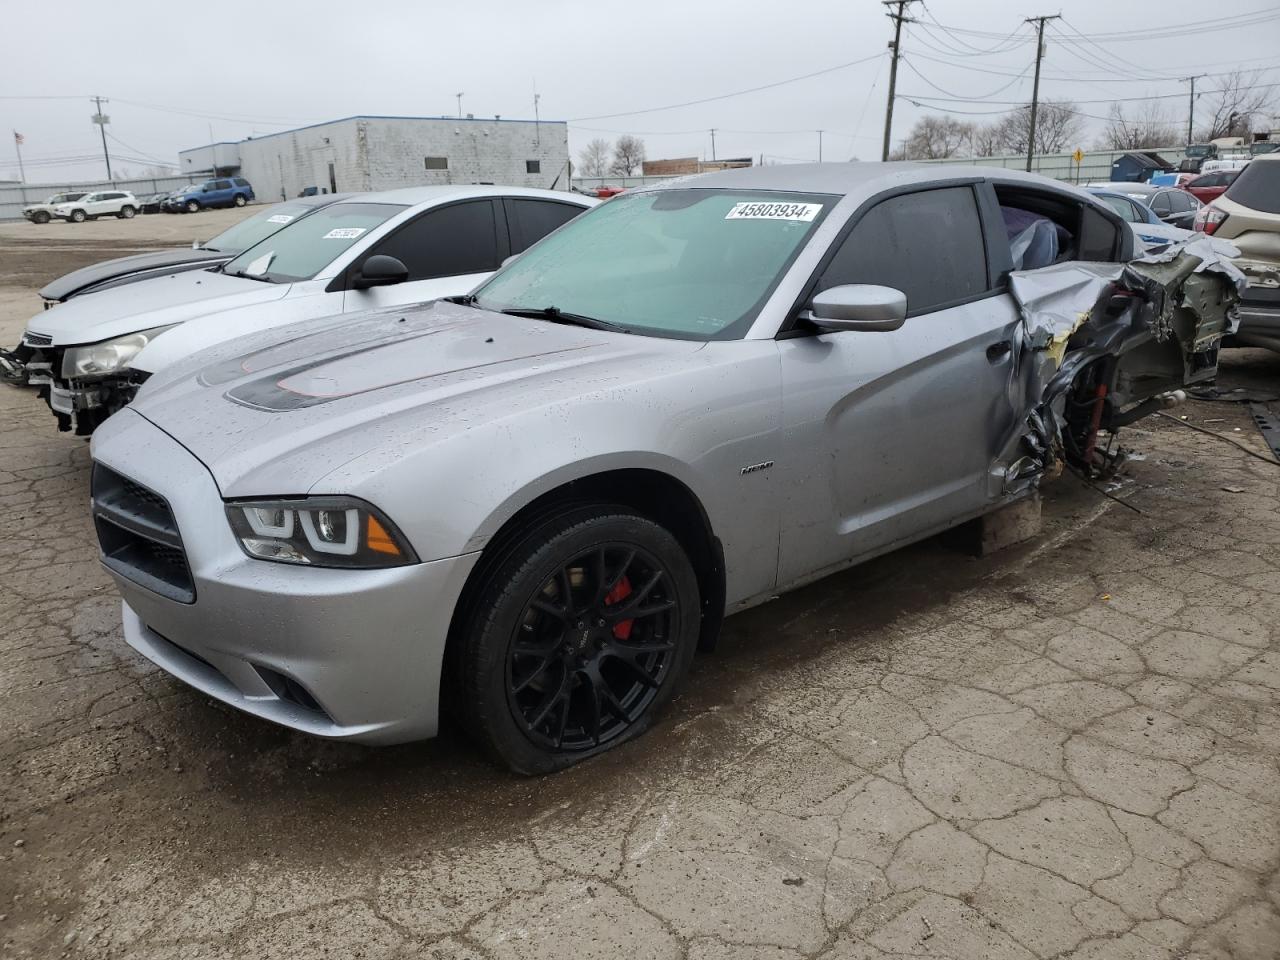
[898,80,1280,107]
[919,4,1029,54]
[567,52,885,122]
[901,56,1031,101]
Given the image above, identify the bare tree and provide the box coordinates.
[1194,70,1274,141]
[1098,101,1180,150]
[968,123,1003,157]
[992,101,1084,155]
[577,138,611,178]
[609,135,645,176]
[894,116,974,159]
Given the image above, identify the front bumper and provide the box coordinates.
[92,410,480,744]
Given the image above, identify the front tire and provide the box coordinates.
[69,209,86,223]
[233,193,247,207]
[459,506,700,775]
[31,211,50,224]
[185,200,200,213]
[118,205,135,219]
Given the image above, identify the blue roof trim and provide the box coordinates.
[182,115,567,152]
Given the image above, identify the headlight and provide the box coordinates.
[225,497,417,568]
[61,325,176,378]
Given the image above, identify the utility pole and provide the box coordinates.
[817,129,824,162]
[455,92,464,118]
[12,131,25,183]
[710,128,717,161]
[1182,75,1205,145]
[881,0,916,162]
[1023,15,1060,173]
[533,91,541,146]
[90,96,112,180]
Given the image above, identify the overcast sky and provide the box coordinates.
[3,0,1278,184]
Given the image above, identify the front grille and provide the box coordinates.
[91,464,195,603]
[22,332,52,347]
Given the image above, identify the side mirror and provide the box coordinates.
[351,254,409,290]
[808,284,907,332]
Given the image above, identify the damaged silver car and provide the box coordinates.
[89,163,1242,774]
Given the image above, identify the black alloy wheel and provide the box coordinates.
[460,506,699,774]
[508,543,678,751]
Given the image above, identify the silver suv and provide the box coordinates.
[89,163,1241,773]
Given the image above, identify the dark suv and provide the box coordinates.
[165,177,255,213]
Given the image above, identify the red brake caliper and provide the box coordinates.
[604,576,634,640]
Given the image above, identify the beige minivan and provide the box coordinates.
[1197,155,1280,351]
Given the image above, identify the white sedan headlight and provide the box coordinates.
[61,326,176,379]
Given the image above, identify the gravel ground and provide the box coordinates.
[2,219,1279,960]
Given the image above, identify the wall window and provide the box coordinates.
[526,160,541,174]
[424,157,449,170]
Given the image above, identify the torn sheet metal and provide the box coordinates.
[997,236,1247,491]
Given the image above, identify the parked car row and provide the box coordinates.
[3,163,1253,772]
[23,190,139,223]
[19,178,258,225]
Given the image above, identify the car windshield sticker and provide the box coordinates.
[725,202,822,222]
[266,214,294,224]
[323,227,367,240]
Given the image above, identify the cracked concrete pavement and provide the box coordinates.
[2,216,1280,959]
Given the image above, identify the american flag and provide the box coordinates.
[12,131,23,145]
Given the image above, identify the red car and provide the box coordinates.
[1183,170,1239,204]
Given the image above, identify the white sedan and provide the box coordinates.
[19,185,596,434]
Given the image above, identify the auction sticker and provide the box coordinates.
[266,214,294,224]
[725,201,822,222]
[323,227,367,240]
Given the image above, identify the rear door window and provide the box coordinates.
[364,199,500,281]
[505,199,585,254]
[818,186,989,316]
[213,180,232,190]
[1225,161,1280,212]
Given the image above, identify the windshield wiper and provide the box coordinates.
[227,270,276,284]
[499,305,624,332]
[443,294,476,306]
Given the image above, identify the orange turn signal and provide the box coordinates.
[365,515,402,556]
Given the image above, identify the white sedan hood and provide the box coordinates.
[25,268,291,347]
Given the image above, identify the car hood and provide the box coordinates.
[128,300,704,496]
[39,248,225,302]
[26,268,290,346]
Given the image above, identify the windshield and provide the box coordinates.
[202,201,319,254]
[473,189,835,340]
[220,202,406,283]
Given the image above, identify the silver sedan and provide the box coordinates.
[89,162,1239,773]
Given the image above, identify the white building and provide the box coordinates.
[178,115,569,202]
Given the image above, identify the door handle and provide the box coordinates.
[986,341,1012,363]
